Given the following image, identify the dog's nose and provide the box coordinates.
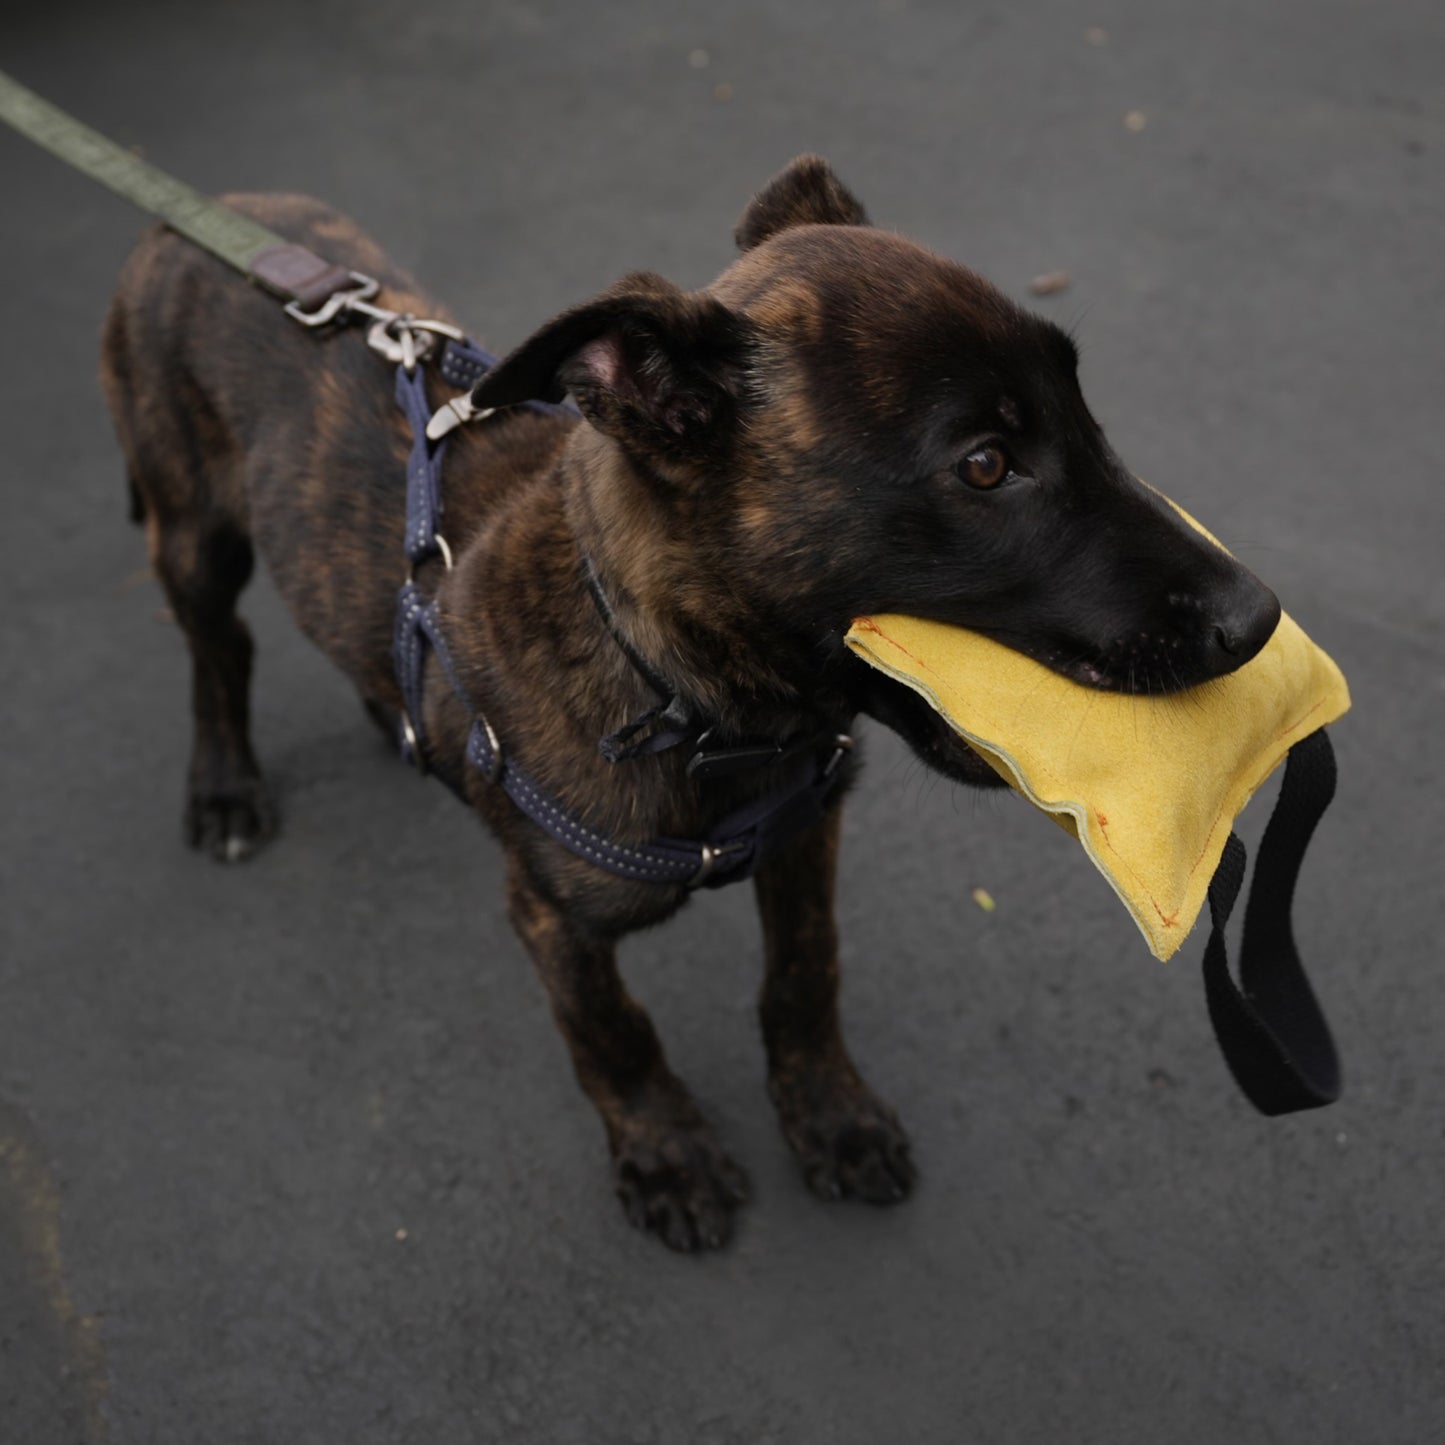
[1202,577,1280,676]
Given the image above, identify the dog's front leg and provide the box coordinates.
[505,865,749,1251]
[755,808,916,1203]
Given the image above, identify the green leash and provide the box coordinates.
[0,66,359,310]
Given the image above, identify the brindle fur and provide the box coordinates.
[101,158,1278,1251]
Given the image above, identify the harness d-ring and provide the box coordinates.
[406,532,453,584]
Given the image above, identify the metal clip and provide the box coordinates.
[425,393,497,441]
[365,312,471,376]
[282,272,381,328]
[367,316,431,372]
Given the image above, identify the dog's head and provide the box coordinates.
[471,156,1278,716]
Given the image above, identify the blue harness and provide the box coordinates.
[388,333,852,889]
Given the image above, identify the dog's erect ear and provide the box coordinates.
[469,272,754,461]
[734,154,870,251]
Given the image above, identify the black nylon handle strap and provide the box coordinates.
[1202,728,1342,1115]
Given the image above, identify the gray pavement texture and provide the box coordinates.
[2,1,1442,1441]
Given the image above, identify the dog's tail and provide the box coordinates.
[101,300,149,526]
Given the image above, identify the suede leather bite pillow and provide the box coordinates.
[845,604,1350,962]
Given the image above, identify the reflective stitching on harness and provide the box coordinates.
[474,733,698,881]
[507,772,684,880]
[441,354,485,385]
[499,757,718,880]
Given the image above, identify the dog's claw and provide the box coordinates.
[612,1126,750,1253]
[185,778,276,863]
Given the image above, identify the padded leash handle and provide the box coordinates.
[1202,728,1342,1115]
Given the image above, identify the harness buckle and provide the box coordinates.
[282,271,381,328]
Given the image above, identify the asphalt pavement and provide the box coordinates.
[2,1,1443,1441]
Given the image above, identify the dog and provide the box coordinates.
[100,155,1279,1251]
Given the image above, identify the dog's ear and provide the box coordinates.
[734,154,870,251]
[469,272,754,462]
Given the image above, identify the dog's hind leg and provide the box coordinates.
[506,866,749,1252]
[754,808,916,1204]
[102,294,274,861]
[150,511,275,862]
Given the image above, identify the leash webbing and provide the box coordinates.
[0,67,352,307]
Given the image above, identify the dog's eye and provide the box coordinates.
[958,444,1010,490]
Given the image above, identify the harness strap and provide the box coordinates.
[438,339,578,420]
[437,340,504,392]
[597,700,698,763]
[394,579,851,889]
[466,719,850,889]
[393,584,466,768]
[582,556,702,761]
[1202,728,1341,1113]
[582,557,684,705]
[397,343,578,567]
[396,366,451,565]
[582,554,845,779]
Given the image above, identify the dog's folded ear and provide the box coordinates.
[469,272,755,463]
[734,155,870,251]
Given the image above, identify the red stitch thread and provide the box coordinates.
[855,618,940,678]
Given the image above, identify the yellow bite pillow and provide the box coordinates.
[846,610,1349,961]
[845,554,1349,1116]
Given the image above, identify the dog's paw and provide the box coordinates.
[612,1124,750,1253]
[184,777,276,863]
[770,1064,916,1205]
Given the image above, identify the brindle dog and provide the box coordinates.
[101,156,1279,1251]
